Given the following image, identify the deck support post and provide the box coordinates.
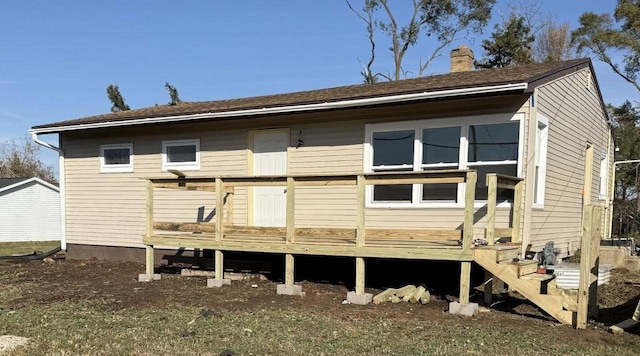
[577,205,602,328]
[145,245,154,275]
[139,181,160,282]
[483,270,493,305]
[277,253,302,295]
[355,257,365,294]
[346,175,372,304]
[208,178,230,287]
[459,261,471,305]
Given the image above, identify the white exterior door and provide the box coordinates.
[253,131,288,227]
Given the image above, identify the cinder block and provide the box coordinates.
[346,291,373,305]
[449,301,462,314]
[206,279,231,288]
[449,301,479,317]
[276,284,302,296]
[138,273,161,282]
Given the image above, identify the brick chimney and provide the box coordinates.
[450,45,474,73]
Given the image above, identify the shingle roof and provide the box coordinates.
[0,178,30,189]
[33,58,591,131]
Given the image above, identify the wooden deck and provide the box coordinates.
[142,170,522,305]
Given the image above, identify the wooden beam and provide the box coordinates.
[365,229,461,241]
[286,177,295,244]
[462,170,477,251]
[364,176,465,185]
[215,250,224,280]
[355,257,365,295]
[486,173,497,245]
[215,178,224,242]
[512,179,523,243]
[285,253,294,286]
[356,175,365,247]
[144,234,473,261]
[459,261,471,305]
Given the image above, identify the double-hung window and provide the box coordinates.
[100,143,133,173]
[366,113,522,207]
[162,139,200,171]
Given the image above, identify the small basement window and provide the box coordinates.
[162,139,200,171]
[100,143,133,173]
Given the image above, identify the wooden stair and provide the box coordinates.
[474,247,574,325]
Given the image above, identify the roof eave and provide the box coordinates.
[30,82,529,134]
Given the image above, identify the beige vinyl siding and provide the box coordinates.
[62,96,529,249]
[532,68,610,257]
[63,130,248,248]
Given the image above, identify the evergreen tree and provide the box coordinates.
[476,14,535,69]
[572,0,640,93]
[106,84,130,112]
[165,82,181,105]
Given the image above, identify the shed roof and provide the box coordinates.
[0,177,59,194]
[32,58,596,133]
[0,178,30,189]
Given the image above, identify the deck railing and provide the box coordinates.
[484,173,523,245]
[144,169,478,256]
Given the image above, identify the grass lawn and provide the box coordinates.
[0,241,60,256]
[0,258,638,355]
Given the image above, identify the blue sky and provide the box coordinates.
[0,1,628,175]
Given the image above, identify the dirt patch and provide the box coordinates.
[1,258,639,334]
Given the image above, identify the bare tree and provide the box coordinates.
[347,0,495,83]
[534,21,575,62]
[0,137,56,184]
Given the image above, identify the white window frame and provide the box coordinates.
[532,114,549,208]
[162,139,200,171]
[599,149,608,201]
[364,112,523,208]
[100,143,133,173]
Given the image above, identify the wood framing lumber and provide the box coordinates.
[373,288,397,304]
[419,290,431,304]
[409,286,426,304]
[395,285,417,298]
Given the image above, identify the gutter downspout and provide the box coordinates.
[30,132,66,250]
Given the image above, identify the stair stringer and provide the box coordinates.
[474,249,574,325]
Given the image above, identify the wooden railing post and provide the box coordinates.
[486,173,497,245]
[462,170,477,251]
[512,179,523,243]
[356,174,366,247]
[215,178,224,242]
[146,180,154,239]
[286,177,295,244]
[215,178,224,281]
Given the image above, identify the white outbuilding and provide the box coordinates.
[0,177,60,242]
